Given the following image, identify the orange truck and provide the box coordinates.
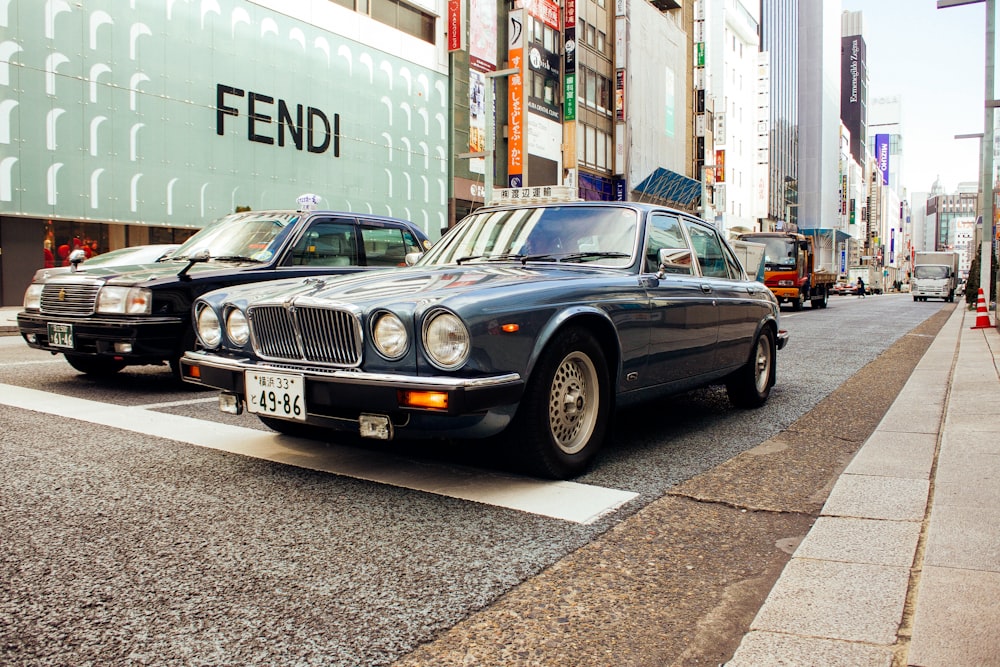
[736,232,837,310]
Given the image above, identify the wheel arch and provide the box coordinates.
[526,308,621,390]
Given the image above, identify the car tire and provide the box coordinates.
[812,286,829,308]
[726,327,774,409]
[64,354,127,376]
[791,293,804,311]
[511,327,610,480]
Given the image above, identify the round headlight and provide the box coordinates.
[372,311,408,360]
[226,308,250,346]
[196,305,222,348]
[422,310,469,370]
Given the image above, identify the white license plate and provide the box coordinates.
[245,370,306,421]
[48,322,74,348]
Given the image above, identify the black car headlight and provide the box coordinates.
[195,304,222,349]
[422,309,469,370]
[371,311,408,360]
[225,308,250,347]
[96,286,152,315]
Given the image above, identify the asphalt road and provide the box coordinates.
[0,293,952,666]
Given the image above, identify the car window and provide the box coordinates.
[683,221,734,279]
[646,214,693,275]
[288,220,358,267]
[362,226,422,267]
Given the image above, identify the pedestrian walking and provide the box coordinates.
[856,276,866,298]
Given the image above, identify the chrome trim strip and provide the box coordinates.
[183,350,522,389]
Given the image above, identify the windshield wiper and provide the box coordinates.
[457,253,527,264]
[211,255,264,263]
[557,252,630,263]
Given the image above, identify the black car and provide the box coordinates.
[18,203,431,377]
[181,201,788,479]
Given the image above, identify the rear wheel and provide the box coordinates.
[510,327,610,479]
[64,354,126,376]
[811,286,829,308]
[726,328,775,409]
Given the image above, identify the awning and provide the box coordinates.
[632,167,702,207]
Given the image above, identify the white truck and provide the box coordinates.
[912,251,960,302]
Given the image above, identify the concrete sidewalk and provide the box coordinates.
[1,305,17,336]
[726,305,1000,667]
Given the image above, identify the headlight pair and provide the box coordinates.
[196,304,249,349]
[371,308,469,370]
[22,284,152,314]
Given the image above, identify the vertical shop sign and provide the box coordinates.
[448,0,463,51]
[564,0,577,121]
[875,133,890,186]
[715,149,725,182]
[615,70,625,122]
[507,10,525,187]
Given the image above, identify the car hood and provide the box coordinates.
[30,259,263,286]
[213,264,622,309]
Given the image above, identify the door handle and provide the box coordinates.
[700,284,713,293]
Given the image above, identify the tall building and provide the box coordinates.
[760,0,798,231]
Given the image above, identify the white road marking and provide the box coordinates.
[0,383,638,524]
[2,359,67,367]
[132,397,219,409]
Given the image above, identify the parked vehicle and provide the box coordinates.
[80,244,180,268]
[181,202,789,479]
[847,265,884,295]
[736,232,837,310]
[18,198,431,378]
[912,251,960,302]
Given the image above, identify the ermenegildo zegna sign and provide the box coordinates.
[2,0,446,235]
[216,85,341,156]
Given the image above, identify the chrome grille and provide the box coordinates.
[40,283,101,316]
[248,304,362,366]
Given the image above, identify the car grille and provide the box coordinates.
[248,304,362,366]
[40,283,101,316]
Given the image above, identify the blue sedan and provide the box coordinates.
[181,202,788,479]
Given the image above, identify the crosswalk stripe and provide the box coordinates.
[0,383,638,524]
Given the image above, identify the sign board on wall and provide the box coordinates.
[507,10,526,187]
[1,0,449,234]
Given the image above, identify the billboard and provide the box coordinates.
[875,134,890,186]
[1,0,448,234]
[840,35,867,164]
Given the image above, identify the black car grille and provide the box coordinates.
[40,283,101,316]
[248,305,362,366]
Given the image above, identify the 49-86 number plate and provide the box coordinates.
[245,370,305,421]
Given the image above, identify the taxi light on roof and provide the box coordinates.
[296,193,321,212]
[399,390,448,410]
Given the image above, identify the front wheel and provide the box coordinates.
[64,354,126,376]
[726,328,775,409]
[510,327,610,479]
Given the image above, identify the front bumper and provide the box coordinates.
[17,311,187,362]
[180,350,525,439]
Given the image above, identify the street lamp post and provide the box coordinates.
[483,67,520,207]
[940,0,995,317]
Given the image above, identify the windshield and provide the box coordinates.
[914,265,949,280]
[419,205,639,268]
[761,238,797,270]
[169,212,300,262]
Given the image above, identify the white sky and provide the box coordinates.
[840,0,990,196]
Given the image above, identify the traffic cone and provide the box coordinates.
[970,288,993,329]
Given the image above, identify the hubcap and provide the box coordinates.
[754,338,771,393]
[548,351,599,455]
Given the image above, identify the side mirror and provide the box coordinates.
[178,248,211,280]
[68,249,87,272]
[404,251,423,266]
[657,248,694,276]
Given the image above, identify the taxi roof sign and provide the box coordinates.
[297,193,321,212]
[492,185,582,204]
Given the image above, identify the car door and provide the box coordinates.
[283,217,360,268]
[683,220,761,370]
[640,212,719,387]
